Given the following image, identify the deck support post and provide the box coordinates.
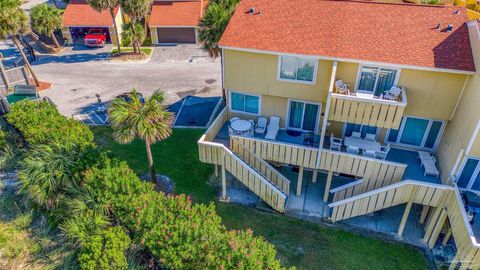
[442,228,452,246]
[398,186,417,236]
[427,209,447,249]
[296,166,304,197]
[312,169,318,183]
[419,206,430,224]
[214,165,219,178]
[323,171,333,202]
[220,152,230,202]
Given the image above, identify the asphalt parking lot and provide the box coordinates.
[31,44,222,116]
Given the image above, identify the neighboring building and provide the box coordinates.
[61,0,123,45]
[149,0,207,44]
[198,0,480,268]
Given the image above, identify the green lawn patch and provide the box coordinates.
[91,127,429,270]
[111,47,153,56]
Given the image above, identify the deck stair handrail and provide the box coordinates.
[329,179,364,201]
[230,136,290,195]
[198,135,288,213]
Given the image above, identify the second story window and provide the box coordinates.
[357,66,399,96]
[279,55,317,83]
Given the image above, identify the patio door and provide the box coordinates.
[457,158,480,192]
[287,100,320,133]
[343,123,378,138]
[386,116,445,150]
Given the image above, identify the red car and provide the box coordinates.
[84,28,107,47]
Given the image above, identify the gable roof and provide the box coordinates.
[62,0,119,27]
[219,0,476,73]
[149,0,208,27]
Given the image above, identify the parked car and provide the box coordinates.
[84,28,107,47]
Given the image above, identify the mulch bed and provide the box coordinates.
[29,79,52,92]
[110,52,149,61]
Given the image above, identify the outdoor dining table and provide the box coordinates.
[344,136,381,152]
[230,119,253,135]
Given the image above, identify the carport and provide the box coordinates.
[61,0,123,45]
[149,1,208,44]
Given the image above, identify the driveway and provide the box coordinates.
[32,44,222,116]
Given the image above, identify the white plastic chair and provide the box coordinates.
[365,133,376,141]
[265,116,280,140]
[375,144,390,160]
[383,86,402,101]
[363,150,376,158]
[335,80,350,95]
[255,117,268,134]
[247,119,255,136]
[351,132,361,138]
[346,146,359,155]
[330,133,343,151]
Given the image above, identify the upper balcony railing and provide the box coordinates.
[328,87,407,129]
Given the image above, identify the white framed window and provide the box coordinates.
[229,91,261,115]
[356,65,400,96]
[278,55,318,84]
[286,99,321,133]
[456,157,480,192]
[385,116,445,151]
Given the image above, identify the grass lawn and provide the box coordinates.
[91,126,429,270]
[111,47,153,56]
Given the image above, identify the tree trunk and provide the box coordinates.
[11,36,40,87]
[110,8,121,54]
[145,140,156,183]
[130,22,139,54]
[50,31,60,48]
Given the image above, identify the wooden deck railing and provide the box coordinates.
[328,180,480,269]
[320,149,406,200]
[231,136,290,194]
[328,88,407,129]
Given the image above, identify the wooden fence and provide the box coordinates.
[230,136,290,194]
[328,88,407,129]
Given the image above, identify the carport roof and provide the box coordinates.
[62,0,119,27]
[149,0,208,27]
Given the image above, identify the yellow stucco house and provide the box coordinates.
[198,0,480,268]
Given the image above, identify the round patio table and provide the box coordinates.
[230,120,252,135]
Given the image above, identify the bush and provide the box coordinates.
[78,226,131,270]
[6,100,93,147]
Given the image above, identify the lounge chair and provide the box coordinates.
[346,146,359,155]
[265,116,280,140]
[335,80,350,95]
[365,133,376,141]
[418,151,440,178]
[330,133,343,151]
[351,132,361,138]
[383,86,402,101]
[255,117,268,134]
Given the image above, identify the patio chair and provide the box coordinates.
[375,144,390,160]
[383,86,402,101]
[247,119,255,136]
[255,117,268,134]
[365,133,376,141]
[329,133,343,151]
[346,146,359,155]
[351,132,361,138]
[230,117,240,123]
[363,149,376,158]
[265,116,280,140]
[417,151,440,178]
[335,80,350,95]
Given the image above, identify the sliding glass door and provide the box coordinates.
[288,100,320,133]
[357,66,398,96]
[457,158,480,192]
[344,123,378,138]
[386,116,445,150]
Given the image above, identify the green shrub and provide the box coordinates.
[6,100,93,148]
[78,226,131,270]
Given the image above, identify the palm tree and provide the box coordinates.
[197,0,240,58]
[88,0,122,54]
[30,4,63,48]
[120,0,150,54]
[0,0,40,86]
[121,22,145,51]
[108,89,173,185]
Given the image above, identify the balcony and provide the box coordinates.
[328,87,407,129]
